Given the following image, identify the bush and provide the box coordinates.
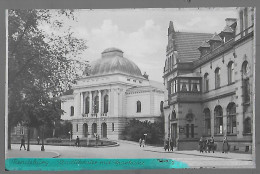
[46,137,62,143]
[122,118,164,145]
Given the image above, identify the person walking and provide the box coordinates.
[141,139,145,147]
[76,136,80,147]
[222,136,229,153]
[210,137,215,153]
[139,138,142,147]
[20,136,26,150]
[199,137,204,153]
[37,136,40,145]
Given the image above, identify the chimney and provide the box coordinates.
[225,18,237,26]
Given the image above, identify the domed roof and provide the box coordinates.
[89,48,143,78]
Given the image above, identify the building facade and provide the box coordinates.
[163,7,255,152]
[61,48,164,140]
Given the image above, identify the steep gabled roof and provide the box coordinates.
[175,32,212,62]
[198,41,210,48]
[222,25,234,33]
[209,32,223,41]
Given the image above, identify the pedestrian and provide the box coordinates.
[222,136,229,153]
[76,136,80,147]
[20,136,26,150]
[170,139,174,151]
[139,138,142,147]
[164,138,169,151]
[141,139,145,147]
[210,137,215,153]
[37,136,40,145]
[206,138,211,153]
[199,137,204,153]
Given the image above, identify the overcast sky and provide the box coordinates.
[58,8,238,83]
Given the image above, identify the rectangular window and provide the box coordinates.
[244,8,248,34]
[240,11,244,36]
[76,124,78,132]
[186,124,189,138]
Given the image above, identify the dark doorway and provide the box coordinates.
[92,123,97,137]
[101,123,107,138]
[171,123,177,147]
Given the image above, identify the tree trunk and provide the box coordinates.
[8,126,11,150]
[27,127,30,151]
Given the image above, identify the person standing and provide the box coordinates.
[37,136,40,145]
[76,136,80,147]
[139,138,142,147]
[170,139,174,151]
[199,137,204,153]
[222,136,229,153]
[20,136,26,150]
[141,139,145,147]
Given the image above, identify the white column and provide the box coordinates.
[108,90,111,115]
[80,92,84,115]
[89,91,92,114]
[74,93,80,117]
[98,90,102,116]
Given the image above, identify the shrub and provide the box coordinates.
[46,137,62,143]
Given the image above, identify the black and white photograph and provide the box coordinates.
[5,6,255,170]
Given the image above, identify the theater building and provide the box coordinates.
[60,48,164,140]
[163,7,255,152]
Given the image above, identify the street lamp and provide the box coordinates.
[41,125,45,151]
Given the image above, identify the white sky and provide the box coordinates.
[56,8,238,83]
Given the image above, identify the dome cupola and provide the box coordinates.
[89,48,143,78]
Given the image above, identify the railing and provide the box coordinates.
[91,113,97,117]
[101,113,107,116]
[82,114,89,117]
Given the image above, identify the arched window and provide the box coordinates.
[204,73,209,92]
[215,68,221,89]
[204,108,211,135]
[244,117,251,134]
[227,103,237,134]
[94,96,99,113]
[104,95,109,113]
[242,61,250,103]
[85,97,89,114]
[137,101,141,113]
[228,61,235,84]
[70,106,74,116]
[112,123,114,132]
[214,105,223,134]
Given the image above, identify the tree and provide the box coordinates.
[8,9,88,150]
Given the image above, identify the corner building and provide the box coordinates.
[163,7,255,152]
[61,48,164,140]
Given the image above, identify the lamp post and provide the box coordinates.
[41,125,45,151]
[68,131,71,146]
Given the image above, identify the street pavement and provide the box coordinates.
[6,140,255,168]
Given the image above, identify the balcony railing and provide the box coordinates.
[101,113,107,116]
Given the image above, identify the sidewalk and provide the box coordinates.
[117,140,253,161]
[6,144,60,158]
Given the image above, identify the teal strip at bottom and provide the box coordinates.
[6,158,189,171]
